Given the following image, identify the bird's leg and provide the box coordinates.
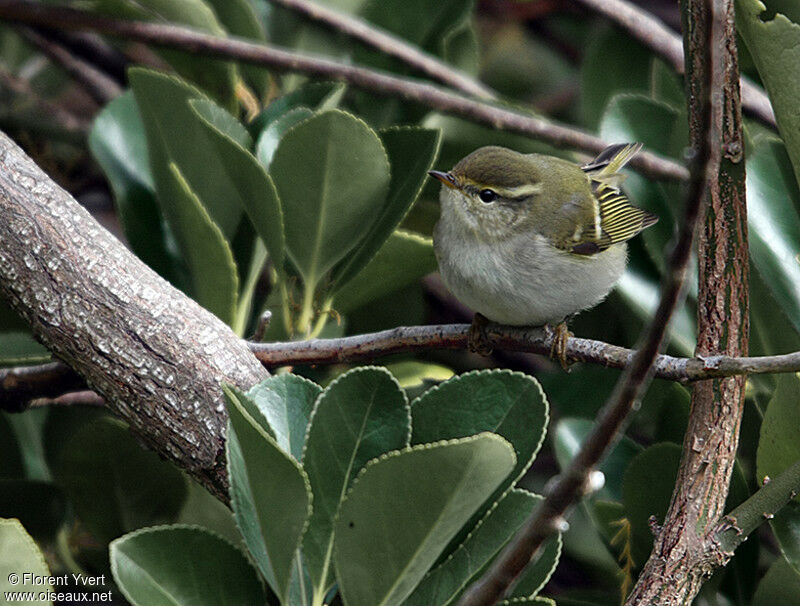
[468,313,493,355]
[546,321,573,370]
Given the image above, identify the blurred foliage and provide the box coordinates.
[1,0,800,604]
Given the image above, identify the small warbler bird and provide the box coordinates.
[429,143,657,364]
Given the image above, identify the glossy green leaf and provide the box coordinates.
[129,68,243,239]
[333,434,516,606]
[189,99,285,277]
[189,98,251,149]
[302,367,410,598]
[111,525,268,606]
[0,480,66,541]
[499,598,556,606]
[88,91,182,287]
[746,139,800,333]
[554,418,642,502]
[385,361,454,390]
[752,555,800,606]
[333,230,437,313]
[246,374,322,461]
[331,126,442,289]
[85,0,236,107]
[757,373,800,500]
[0,518,52,605]
[248,81,345,136]
[270,109,391,289]
[162,163,239,324]
[404,490,556,605]
[224,385,311,602]
[737,0,800,193]
[649,59,685,109]
[412,370,548,488]
[255,107,314,172]
[582,26,653,128]
[0,332,50,367]
[623,443,681,566]
[54,417,187,544]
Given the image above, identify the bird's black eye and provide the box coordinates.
[478,189,497,203]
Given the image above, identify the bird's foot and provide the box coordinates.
[468,313,493,356]
[546,321,573,370]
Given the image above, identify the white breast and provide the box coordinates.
[434,221,628,326]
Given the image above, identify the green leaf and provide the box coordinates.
[330,127,442,289]
[270,109,391,289]
[163,163,239,324]
[508,529,562,598]
[411,370,548,489]
[333,434,517,606]
[554,418,642,502]
[111,525,268,606]
[757,373,800,500]
[85,0,237,107]
[623,443,682,566]
[256,107,314,172]
[54,417,187,545]
[0,332,50,367]
[224,385,312,602]
[0,518,52,605]
[736,0,800,193]
[333,230,437,313]
[385,361,454,390]
[403,490,555,606]
[249,81,345,137]
[746,139,800,333]
[0,480,66,541]
[302,367,410,598]
[189,98,252,149]
[246,374,322,461]
[649,59,685,109]
[582,26,653,128]
[129,68,242,239]
[88,91,183,287]
[189,99,285,278]
[752,555,800,606]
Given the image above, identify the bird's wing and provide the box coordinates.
[566,143,658,255]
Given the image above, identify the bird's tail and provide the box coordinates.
[581,142,643,193]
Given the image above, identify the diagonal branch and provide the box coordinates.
[0,0,688,182]
[267,0,496,99]
[573,0,775,126]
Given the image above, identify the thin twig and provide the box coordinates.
[456,0,715,602]
[0,65,89,134]
[572,0,776,127]
[16,26,122,104]
[267,0,496,99]
[0,0,688,181]
[28,389,105,408]
[6,327,800,411]
[248,324,800,382]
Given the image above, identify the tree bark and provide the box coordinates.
[0,131,268,501]
[626,0,748,602]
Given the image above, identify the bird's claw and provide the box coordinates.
[547,322,573,370]
[468,313,493,356]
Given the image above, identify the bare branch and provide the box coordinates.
[15,26,122,105]
[627,0,749,601]
[573,0,776,126]
[267,0,496,99]
[0,0,688,182]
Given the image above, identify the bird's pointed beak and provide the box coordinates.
[428,170,459,190]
